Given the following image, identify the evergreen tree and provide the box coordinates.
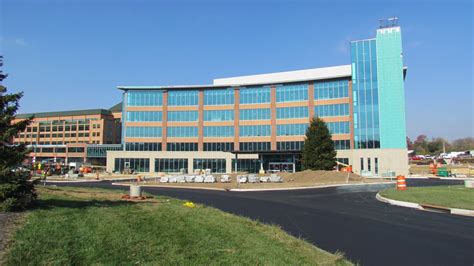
[302,117,337,170]
[0,56,36,211]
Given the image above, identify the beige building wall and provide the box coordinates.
[336,148,409,176]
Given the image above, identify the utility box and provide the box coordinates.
[465,180,474,188]
[130,185,142,197]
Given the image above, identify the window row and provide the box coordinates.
[276,106,309,119]
[167,142,198,151]
[204,89,234,105]
[193,159,226,173]
[240,86,271,104]
[114,158,150,173]
[168,90,199,106]
[315,104,350,117]
[203,126,234,137]
[87,145,123,157]
[277,124,307,136]
[167,126,198,137]
[239,125,271,137]
[203,142,234,151]
[239,142,271,151]
[276,84,308,102]
[125,142,162,151]
[203,110,234,121]
[314,80,349,100]
[125,127,162,138]
[155,158,188,173]
[232,159,260,173]
[327,122,350,134]
[168,111,198,122]
[127,91,163,106]
[240,108,271,120]
[334,140,351,150]
[277,141,304,151]
[126,111,162,122]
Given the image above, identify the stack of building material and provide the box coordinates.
[185,175,195,183]
[220,175,231,183]
[260,176,270,182]
[160,176,169,183]
[204,175,216,183]
[248,174,258,183]
[238,175,248,183]
[176,176,185,183]
[270,174,282,182]
[194,175,204,183]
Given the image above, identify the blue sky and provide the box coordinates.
[1,0,473,140]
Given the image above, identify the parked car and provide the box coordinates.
[410,155,424,161]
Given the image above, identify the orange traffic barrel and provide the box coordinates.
[396,175,406,191]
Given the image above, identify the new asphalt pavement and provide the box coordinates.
[53,179,474,266]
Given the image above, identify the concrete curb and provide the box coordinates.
[230,181,394,192]
[111,182,227,191]
[406,176,474,181]
[112,181,394,192]
[376,193,474,217]
[46,179,103,183]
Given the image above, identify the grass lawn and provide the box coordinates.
[4,186,349,265]
[380,185,474,210]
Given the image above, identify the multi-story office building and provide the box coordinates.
[107,22,409,176]
[13,105,122,164]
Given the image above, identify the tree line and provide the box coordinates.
[407,135,474,155]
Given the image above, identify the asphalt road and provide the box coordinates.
[53,179,474,266]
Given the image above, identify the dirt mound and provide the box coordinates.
[279,170,363,184]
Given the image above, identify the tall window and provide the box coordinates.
[239,86,271,104]
[360,158,364,171]
[127,91,163,106]
[375,158,379,175]
[168,90,199,106]
[240,109,271,120]
[204,89,234,105]
[351,39,380,149]
[276,83,308,102]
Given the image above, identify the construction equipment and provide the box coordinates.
[336,161,352,172]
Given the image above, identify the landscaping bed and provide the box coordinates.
[379,185,474,210]
[3,186,350,265]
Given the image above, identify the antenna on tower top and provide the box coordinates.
[379,17,399,29]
